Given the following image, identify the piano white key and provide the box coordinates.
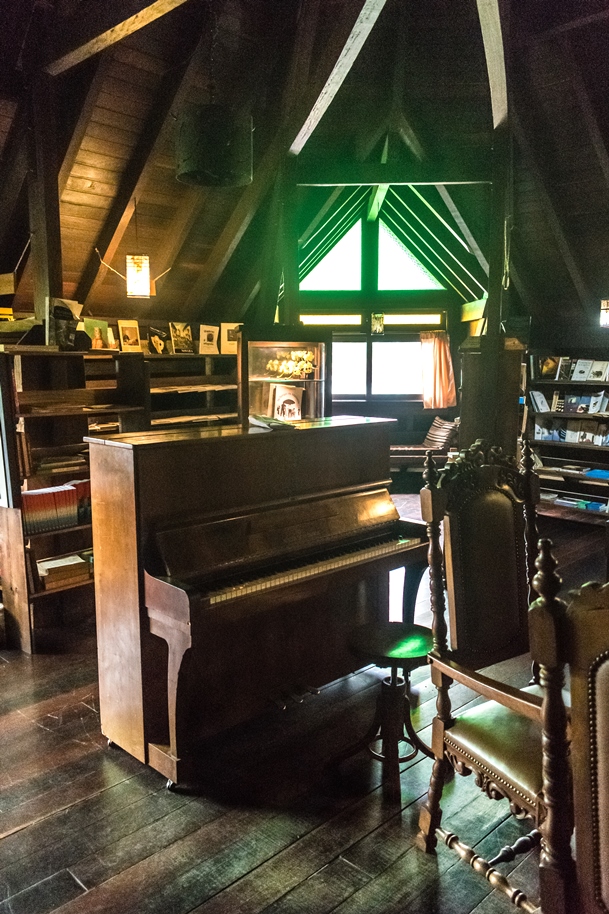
[208,537,421,605]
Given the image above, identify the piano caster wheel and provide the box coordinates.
[107,739,115,748]
[166,779,175,791]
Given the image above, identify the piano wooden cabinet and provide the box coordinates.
[88,416,428,785]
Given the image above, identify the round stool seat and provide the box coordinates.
[348,621,434,672]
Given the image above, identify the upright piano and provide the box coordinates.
[88,417,428,785]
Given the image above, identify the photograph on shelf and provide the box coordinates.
[199,324,219,355]
[169,322,196,353]
[117,320,142,352]
[220,322,242,355]
[83,318,109,349]
[273,384,305,421]
[148,324,172,355]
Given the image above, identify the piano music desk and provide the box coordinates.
[88,417,428,786]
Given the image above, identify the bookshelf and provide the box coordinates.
[0,349,148,652]
[144,352,239,429]
[527,351,609,520]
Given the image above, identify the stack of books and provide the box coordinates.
[36,553,93,591]
[21,480,91,534]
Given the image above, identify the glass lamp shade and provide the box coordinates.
[601,299,609,328]
[126,254,151,298]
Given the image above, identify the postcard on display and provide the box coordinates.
[273,384,305,421]
[220,322,242,355]
[117,320,141,352]
[169,322,195,353]
[199,324,219,355]
[148,324,172,355]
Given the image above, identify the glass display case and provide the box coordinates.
[243,331,330,421]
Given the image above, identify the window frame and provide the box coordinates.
[331,328,429,403]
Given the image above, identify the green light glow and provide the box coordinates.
[387,633,432,658]
[300,220,362,291]
[383,313,442,325]
[378,221,444,291]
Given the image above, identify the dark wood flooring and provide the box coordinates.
[0,500,603,914]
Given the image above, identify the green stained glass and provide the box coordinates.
[300,221,362,291]
[378,220,444,291]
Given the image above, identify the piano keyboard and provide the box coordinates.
[207,537,422,604]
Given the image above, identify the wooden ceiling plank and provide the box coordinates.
[289,0,388,155]
[59,56,114,193]
[75,32,208,304]
[45,0,192,76]
[523,9,609,44]
[512,108,590,310]
[560,36,609,192]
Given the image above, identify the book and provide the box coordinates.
[576,395,592,414]
[589,391,605,414]
[273,385,305,421]
[564,394,581,413]
[584,468,609,479]
[529,390,550,412]
[539,356,560,378]
[555,357,572,380]
[148,325,172,355]
[169,322,195,353]
[565,420,582,442]
[572,358,594,381]
[579,420,597,444]
[534,417,554,441]
[589,361,609,382]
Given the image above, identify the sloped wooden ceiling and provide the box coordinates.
[0,0,609,330]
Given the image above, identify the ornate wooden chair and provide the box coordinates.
[335,439,539,803]
[416,448,577,914]
[567,577,609,914]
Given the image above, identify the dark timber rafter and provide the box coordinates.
[185,0,389,312]
[45,0,192,76]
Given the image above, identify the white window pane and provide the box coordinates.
[371,341,423,395]
[332,342,367,396]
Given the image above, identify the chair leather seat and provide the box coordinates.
[445,694,543,804]
[348,621,434,672]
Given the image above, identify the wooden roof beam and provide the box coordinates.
[560,36,609,191]
[45,0,192,76]
[289,0,389,155]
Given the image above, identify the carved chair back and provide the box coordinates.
[421,439,539,669]
[567,580,609,914]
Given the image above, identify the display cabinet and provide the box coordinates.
[241,329,331,422]
[144,352,239,429]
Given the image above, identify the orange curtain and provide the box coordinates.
[420,331,457,409]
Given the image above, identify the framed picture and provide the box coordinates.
[220,322,242,355]
[169,322,195,354]
[117,320,141,352]
[199,324,219,355]
[148,324,172,355]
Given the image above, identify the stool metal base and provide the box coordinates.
[335,665,433,802]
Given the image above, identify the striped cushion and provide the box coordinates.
[421,416,459,450]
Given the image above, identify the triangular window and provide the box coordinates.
[299,221,362,291]
[378,220,444,291]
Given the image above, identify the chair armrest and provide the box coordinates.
[429,655,543,722]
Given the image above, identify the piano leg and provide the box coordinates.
[147,614,192,785]
[402,557,427,624]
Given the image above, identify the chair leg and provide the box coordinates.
[416,755,450,853]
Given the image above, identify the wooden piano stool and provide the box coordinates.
[331,621,434,802]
